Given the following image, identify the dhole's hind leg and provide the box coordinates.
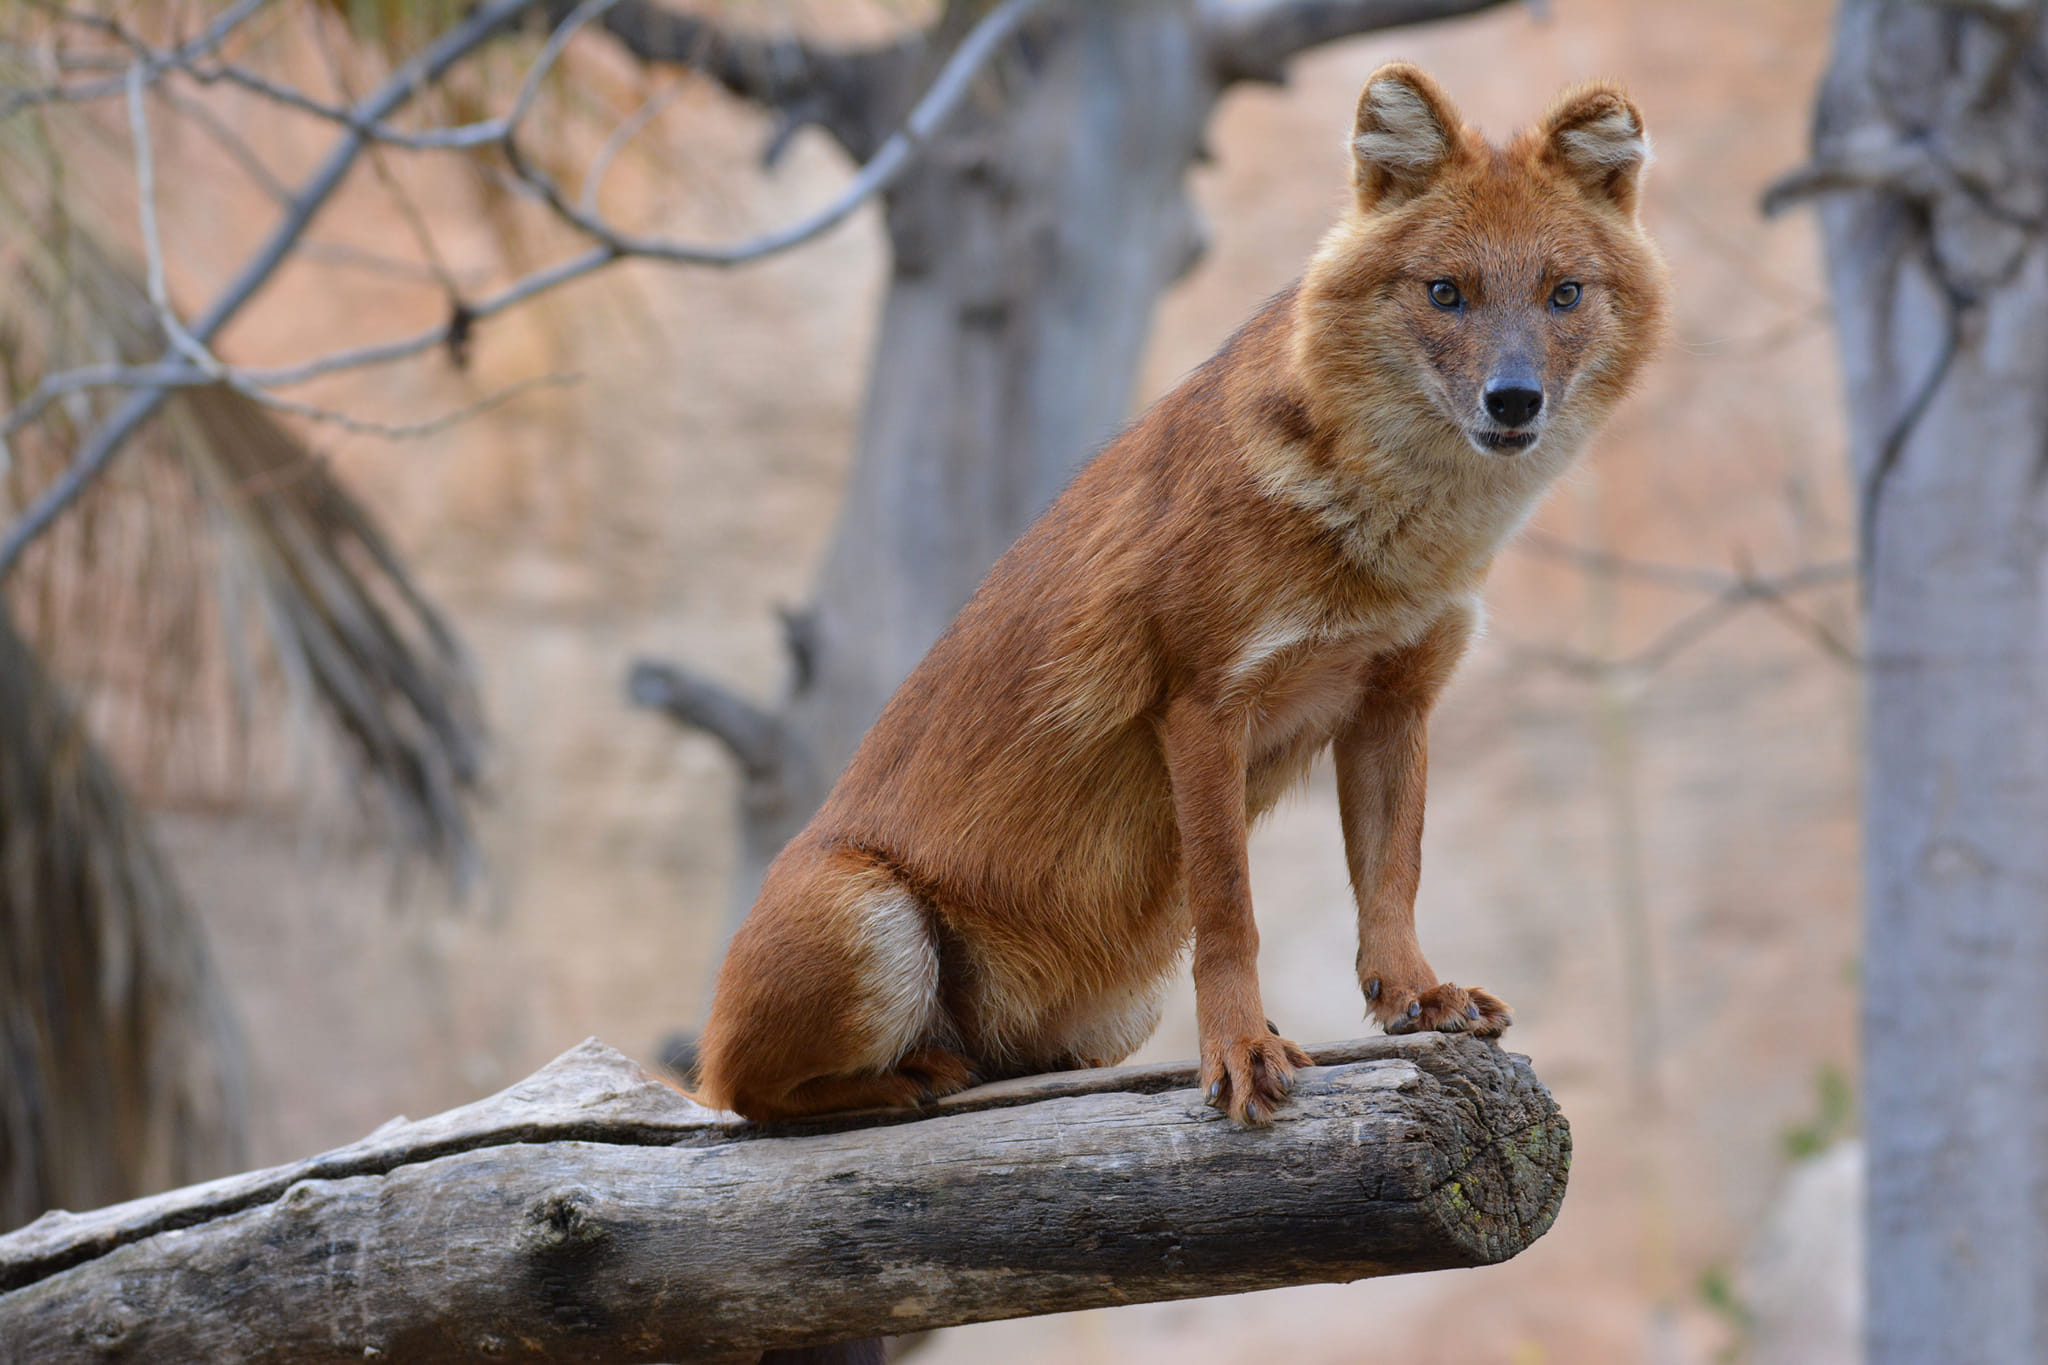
[765,1044,978,1120]
[697,846,976,1121]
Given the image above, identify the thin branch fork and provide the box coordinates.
[1499,553,1859,680]
[0,0,271,119]
[0,1034,1568,1362]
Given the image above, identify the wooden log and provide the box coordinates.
[0,1033,1568,1363]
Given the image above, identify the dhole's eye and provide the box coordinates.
[1550,281,1583,310]
[1427,280,1461,309]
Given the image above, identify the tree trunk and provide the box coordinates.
[0,1034,1567,1363]
[1785,3,2048,1359]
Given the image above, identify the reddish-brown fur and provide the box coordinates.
[696,65,1667,1126]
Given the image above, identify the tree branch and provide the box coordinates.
[0,0,544,583]
[0,0,271,120]
[0,0,1045,577]
[550,0,924,161]
[1496,558,1859,681]
[497,0,1045,268]
[0,1035,1568,1361]
[626,657,788,780]
[1198,0,1521,87]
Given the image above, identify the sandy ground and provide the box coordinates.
[122,1,1861,1360]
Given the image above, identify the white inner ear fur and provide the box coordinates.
[1556,106,1651,172]
[1353,79,1448,169]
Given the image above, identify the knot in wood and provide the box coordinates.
[519,1187,608,1255]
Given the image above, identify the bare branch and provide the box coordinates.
[1198,0,1520,87]
[1497,558,1858,682]
[175,0,611,151]
[151,83,292,204]
[498,0,1045,268]
[578,80,682,212]
[0,0,1043,467]
[554,0,923,160]
[1514,531,1737,593]
[0,0,545,582]
[126,63,219,378]
[0,0,271,120]
[627,658,788,780]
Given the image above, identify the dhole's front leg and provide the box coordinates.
[1161,695,1313,1125]
[1337,606,1512,1038]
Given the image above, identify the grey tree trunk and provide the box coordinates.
[1779,3,2048,1359]
[614,0,1515,937]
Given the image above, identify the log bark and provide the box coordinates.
[0,1033,1568,1363]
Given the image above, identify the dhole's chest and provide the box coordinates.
[1237,593,1456,764]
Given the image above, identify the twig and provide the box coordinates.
[127,62,221,377]
[303,17,467,310]
[0,0,271,120]
[1499,558,1858,681]
[153,82,292,205]
[0,0,545,582]
[129,54,574,438]
[0,0,1047,498]
[498,0,1045,268]
[179,0,618,152]
[232,370,585,441]
[1515,532,1733,592]
[579,79,682,214]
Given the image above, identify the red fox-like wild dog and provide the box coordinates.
[697,64,1667,1128]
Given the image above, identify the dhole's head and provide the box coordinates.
[1299,64,1667,460]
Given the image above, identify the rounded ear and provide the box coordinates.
[1538,84,1651,216]
[1351,63,1467,211]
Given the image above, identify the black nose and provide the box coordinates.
[1484,382,1543,427]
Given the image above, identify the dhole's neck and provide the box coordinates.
[1230,271,1583,583]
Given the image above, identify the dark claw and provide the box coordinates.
[1244,1101,1262,1123]
[1365,978,1381,1001]
[1407,1001,1422,1019]
[1208,1080,1222,1102]
[1266,1019,1280,1036]
[1466,1004,1481,1020]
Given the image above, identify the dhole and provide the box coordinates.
[697,64,1666,1127]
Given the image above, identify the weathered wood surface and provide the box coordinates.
[0,1033,1568,1363]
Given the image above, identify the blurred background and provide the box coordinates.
[1,1,1879,1361]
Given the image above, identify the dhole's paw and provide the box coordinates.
[1201,1028,1315,1127]
[1368,979,1512,1038]
[897,1046,979,1105]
